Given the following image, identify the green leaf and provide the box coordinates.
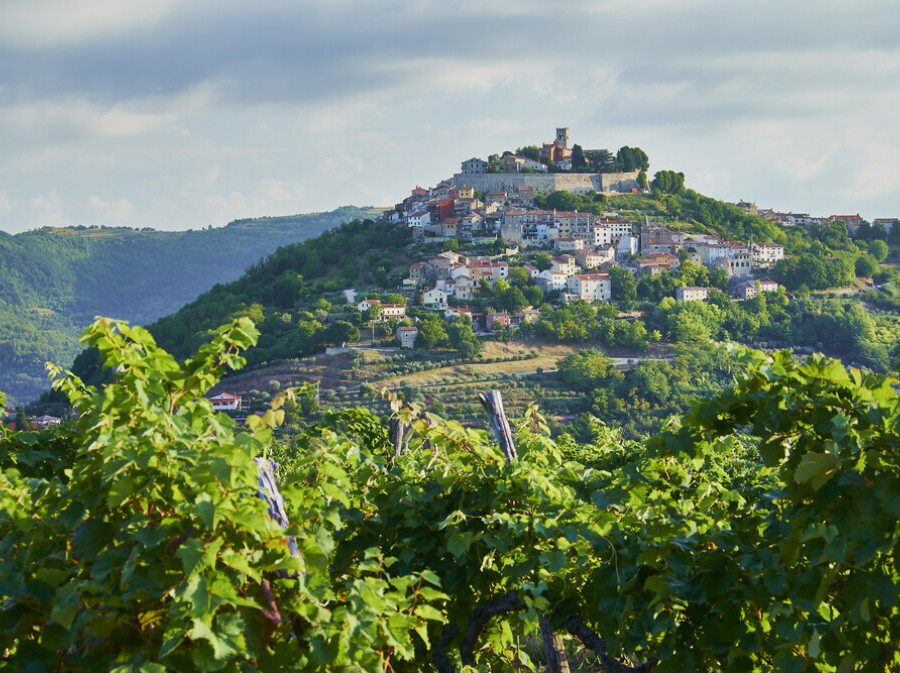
[177,538,206,577]
[446,531,474,559]
[193,493,215,529]
[793,452,837,490]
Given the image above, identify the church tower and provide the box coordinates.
[556,127,569,149]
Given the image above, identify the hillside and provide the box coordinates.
[100,187,896,440]
[0,206,384,403]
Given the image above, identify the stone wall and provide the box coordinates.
[450,170,640,195]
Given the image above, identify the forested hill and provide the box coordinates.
[0,206,384,403]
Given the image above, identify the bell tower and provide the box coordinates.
[556,127,569,149]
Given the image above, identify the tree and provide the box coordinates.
[571,144,587,171]
[586,149,617,173]
[615,146,650,172]
[533,253,553,271]
[650,170,685,194]
[558,348,623,391]
[609,267,637,304]
[855,253,879,277]
[637,170,648,190]
[516,145,540,161]
[322,320,359,346]
[283,382,319,424]
[414,317,448,349]
[868,239,888,262]
[508,266,530,287]
[447,319,481,356]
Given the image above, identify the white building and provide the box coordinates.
[567,274,611,302]
[676,287,711,302]
[423,288,449,310]
[537,270,570,293]
[407,211,431,228]
[751,242,785,268]
[209,392,242,411]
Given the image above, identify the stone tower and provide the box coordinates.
[556,127,569,149]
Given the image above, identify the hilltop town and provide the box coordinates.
[366,128,896,346]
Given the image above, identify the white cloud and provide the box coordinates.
[0,191,14,215]
[0,0,177,50]
[31,189,66,227]
[88,195,135,224]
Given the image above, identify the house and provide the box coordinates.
[714,252,753,279]
[407,210,432,228]
[511,308,541,325]
[409,262,429,282]
[431,251,465,270]
[461,157,487,174]
[440,218,460,237]
[676,287,711,302]
[445,307,473,321]
[574,249,605,270]
[450,186,475,201]
[453,276,477,301]
[484,190,507,206]
[523,264,540,279]
[550,255,578,276]
[209,392,242,411]
[590,225,613,247]
[633,259,662,278]
[428,198,455,223]
[617,235,639,258]
[597,219,633,240]
[397,326,419,349]
[401,278,418,295]
[537,269,569,293]
[467,260,508,286]
[517,186,535,206]
[567,273,611,302]
[733,279,780,300]
[357,298,381,313]
[554,237,584,253]
[751,242,784,268]
[648,252,679,270]
[502,155,547,173]
[486,312,512,331]
[423,288,449,310]
[32,415,62,428]
[381,304,406,319]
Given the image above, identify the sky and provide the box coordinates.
[1,0,899,234]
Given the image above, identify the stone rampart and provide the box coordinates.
[451,170,640,195]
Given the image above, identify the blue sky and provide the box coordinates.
[1,0,898,233]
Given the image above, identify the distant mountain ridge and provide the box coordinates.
[0,206,384,403]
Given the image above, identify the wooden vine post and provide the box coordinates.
[478,390,570,673]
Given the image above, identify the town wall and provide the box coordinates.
[450,170,640,195]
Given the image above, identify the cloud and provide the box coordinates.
[1,1,898,233]
[0,191,14,216]
[88,195,135,224]
[31,189,66,227]
[0,0,177,49]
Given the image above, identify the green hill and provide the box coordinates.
[0,206,384,403]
